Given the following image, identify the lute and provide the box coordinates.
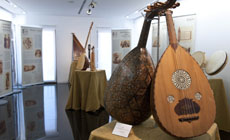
[104,0,178,125]
[76,22,93,70]
[151,10,216,138]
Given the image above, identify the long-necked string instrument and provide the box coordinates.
[151,9,216,138]
[76,22,94,70]
[104,0,177,125]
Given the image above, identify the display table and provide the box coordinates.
[68,61,78,85]
[89,117,220,140]
[66,70,107,112]
[209,79,230,132]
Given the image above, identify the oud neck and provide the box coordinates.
[165,10,178,50]
[137,18,152,48]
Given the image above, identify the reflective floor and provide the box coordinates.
[0,84,109,140]
[0,84,230,140]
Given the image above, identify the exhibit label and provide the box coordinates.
[112,122,132,138]
[21,26,43,86]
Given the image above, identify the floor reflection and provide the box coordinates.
[22,85,46,140]
[66,109,109,140]
[0,95,17,140]
[0,84,110,140]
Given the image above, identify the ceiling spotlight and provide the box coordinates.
[89,1,96,8]
[87,9,92,15]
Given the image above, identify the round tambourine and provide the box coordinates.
[192,51,206,67]
[205,50,228,75]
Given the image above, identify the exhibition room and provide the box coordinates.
[1,0,230,139]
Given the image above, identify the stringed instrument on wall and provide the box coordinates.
[151,10,216,138]
[104,0,178,125]
[76,22,94,70]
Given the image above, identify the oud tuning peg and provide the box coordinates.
[171,2,180,9]
[147,2,167,11]
[144,9,151,12]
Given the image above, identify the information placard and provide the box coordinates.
[112,29,131,72]
[0,20,12,96]
[112,122,132,138]
[21,26,43,86]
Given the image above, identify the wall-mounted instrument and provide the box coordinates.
[104,0,178,125]
[192,50,228,75]
[151,10,216,138]
[191,51,206,68]
[76,22,94,70]
[205,50,228,75]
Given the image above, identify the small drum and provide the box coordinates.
[205,50,228,75]
[192,51,206,67]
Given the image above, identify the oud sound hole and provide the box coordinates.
[174,98,200,115]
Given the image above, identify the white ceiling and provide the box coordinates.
[8,0,156,18]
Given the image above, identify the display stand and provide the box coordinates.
[66,70,107,112]
[89,117,220,140]
[209,79,230,132]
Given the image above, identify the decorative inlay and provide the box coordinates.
[172,70,191,90]
[167,96,175,103]
[195,92,202,100]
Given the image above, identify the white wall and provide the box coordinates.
[0,8,13,21]
[195,0,230,108]
[14,15,133,83]
[133,17,153,55]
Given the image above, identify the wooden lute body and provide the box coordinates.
[104,0,177,125]
[151,10,216,138]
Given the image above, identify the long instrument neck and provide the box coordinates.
[137,18,152,48]
[84,22,94,50]
[165,10,178,50]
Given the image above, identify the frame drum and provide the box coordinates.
[192,51,205,67]
[205,50,228,75]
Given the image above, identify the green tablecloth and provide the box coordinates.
[209,79,230,132]
[89,117,220,140]
[66,69,107,112]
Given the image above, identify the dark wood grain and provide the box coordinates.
[104,0,178,125]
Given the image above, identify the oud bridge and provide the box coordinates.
[174,98,200,123]
[179,116,199,123]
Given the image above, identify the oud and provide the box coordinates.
[104,0,178,125]
[151,10,216,138]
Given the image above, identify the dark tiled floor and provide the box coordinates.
[1,83,230,140]
[0,84,109,140]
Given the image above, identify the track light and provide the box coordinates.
[86,0,96,15]
[87,8,92,15]
[89,1,96,8]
